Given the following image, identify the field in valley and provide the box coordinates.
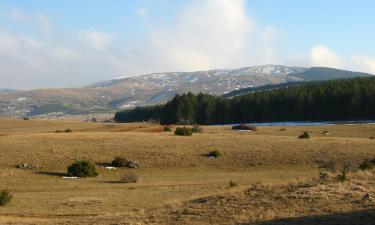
[0,118,374,224]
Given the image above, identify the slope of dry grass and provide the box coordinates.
[0,118,374,224]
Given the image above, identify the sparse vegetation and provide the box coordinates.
[163,126,172,131]
[0,189,12,206]
[67,160,98,177]
[298,131,310,139]
[121,171,139,183]
[208,150,222,158]
[279,128,286,131]
[229,180,237,188]
[65,128,72,133]
[358,159,373,170]
[232,124,257,131]
[337,163,351,183]
[174,127,193,136]
[191,125,203,133]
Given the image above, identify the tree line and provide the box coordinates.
[114,77,375,124]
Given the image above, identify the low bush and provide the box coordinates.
[67,160,98,177]
[192,125,203,133]
[121,171,139,183]
[232,124,257,131]
[175,127,193,136]
[370,136,374,140]
[337,163,351,183]
[358,159,373,170]
[163,126,172,131]
[298,131,310,139]
[279,128,286,131]
[208,150,222,158]
[0,189,12,206]
[65,129,72,133]
[229,180,237,188]
[112,157,128,167]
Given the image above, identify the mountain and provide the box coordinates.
[0,89,21,94]
[0,65,372,117]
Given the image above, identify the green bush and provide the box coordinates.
[232,124,257,131]
[0,189,12,206]
[358,159,373,170]
[67,160,98,177]
[208,150,222,158]
[175,127,193,136]
[163,126,172,131]
[112,157,128,167]
[298,131,310,139]
[121,171,139,183]
[191,125,203,133]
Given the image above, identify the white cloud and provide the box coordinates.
[134,0,254,71]
[309,45,344,68]
[352,55,375,74]
[77,30,115,51]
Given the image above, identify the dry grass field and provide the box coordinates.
[0,118,374,224]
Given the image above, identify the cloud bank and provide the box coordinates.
[0,0,374,89]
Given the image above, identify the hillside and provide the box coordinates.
[0,119,374,224]
[0,65,372,117]
[115,77,375,124]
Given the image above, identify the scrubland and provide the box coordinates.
[0,118,374,224]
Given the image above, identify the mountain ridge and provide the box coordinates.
[0,65,372,117]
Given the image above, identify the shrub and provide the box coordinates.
[112,157,128,167]
[322,130,330,135]
[279,128,286,131]
[175,127,193,136]
[358,159,373,170]
[370,136,374,140]
[121,172,139,183]
[208,150,222,158]
[192,125,203,133]
[67,160,98,177]
[229,180,237,188]
[298,131,310,139]
[163,126,172,131]
[65,129,72,133]
[337,163,351,183]
[316,159,336,173]
[23,117,29,121]
[0,189,12,206]
[232,124,257,131]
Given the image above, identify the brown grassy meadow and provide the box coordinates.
[0,118,374,224]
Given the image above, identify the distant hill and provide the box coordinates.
[224,67,372,97]
[0,89,21,94]
[0,65,372,117]
[115,76,375,124]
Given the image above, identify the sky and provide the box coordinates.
[0,0,375,90]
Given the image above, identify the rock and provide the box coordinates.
[16,163,42,169]
[126,160,142,168]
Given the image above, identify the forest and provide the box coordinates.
[114,77,375,125]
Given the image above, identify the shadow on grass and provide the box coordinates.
[34,171,68,177]
[242,209,375,225]
[95,162,112,167]
[99,180,123,184]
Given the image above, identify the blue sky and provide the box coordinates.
[0,0,374,89]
